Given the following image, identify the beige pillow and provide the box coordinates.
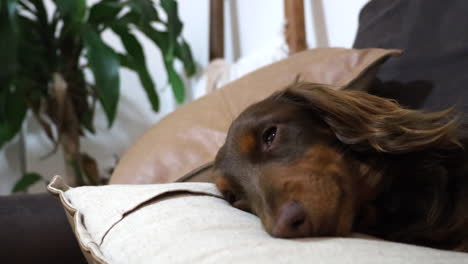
[48,176,468,264]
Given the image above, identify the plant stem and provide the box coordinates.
[61,132,82,187]
[52,73,83,186]
[18,124,26,176]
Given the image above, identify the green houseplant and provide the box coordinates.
[0,0,196,190]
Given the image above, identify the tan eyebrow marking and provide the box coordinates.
[238,133,256,153]
[215,174,232,192]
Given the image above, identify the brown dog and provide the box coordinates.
[214,82,468,252]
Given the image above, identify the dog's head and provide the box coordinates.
[214,82,460,238]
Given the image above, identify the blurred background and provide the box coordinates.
[0,0,369,194]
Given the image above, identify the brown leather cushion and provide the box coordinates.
[110,48,400,185]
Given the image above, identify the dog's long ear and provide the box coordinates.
[280,83,462,153]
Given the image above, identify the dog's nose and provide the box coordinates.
[271,201,312,238]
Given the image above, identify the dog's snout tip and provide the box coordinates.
[271,201,312,238]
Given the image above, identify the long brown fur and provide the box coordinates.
[283,83,462,153]
[214,82,468,252]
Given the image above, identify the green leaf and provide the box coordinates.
[129,21,186,104]
[161,0,181,65]
[0,86,27,148]
[175,40,196,76]
[29,0,48,27]
[127,0,159,22]
[0,0,18,85]
[70,159,85,186]
[16,14,53,84]
[55,0,86,24]
[164,60,185,103]
[112,25,146,65]
[117,53,132,68]
[139,24,169,51]
[136,63,159,111]
[0,0,17,17]
[160,0,187,103]
[112,25,159,111]
[161,0,182,36]
[115,8,141,27]
[81,102,96,134]
[83,28,120,127]
[12,172,43,193]
[88,1,124,26]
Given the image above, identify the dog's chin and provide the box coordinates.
[265,226,340,239]
[267,230,313,239]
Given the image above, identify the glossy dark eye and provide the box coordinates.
[262,126,277,147]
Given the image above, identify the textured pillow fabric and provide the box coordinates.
[48,176,468,264]
[110,48,401,185]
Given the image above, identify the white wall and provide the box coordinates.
[0,0,369,194]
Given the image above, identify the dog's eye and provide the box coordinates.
[262,126,277,147]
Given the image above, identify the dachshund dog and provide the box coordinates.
[214,82,468,252]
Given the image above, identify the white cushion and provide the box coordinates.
[48,175,468,264]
